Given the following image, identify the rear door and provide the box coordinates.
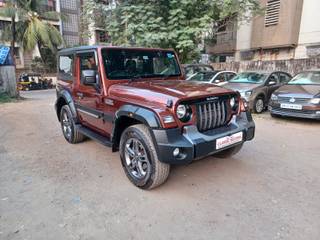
[74,51,109,136]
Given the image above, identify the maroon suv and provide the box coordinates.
[55,46,255,189]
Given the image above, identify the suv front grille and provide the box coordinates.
[196,100,229,132]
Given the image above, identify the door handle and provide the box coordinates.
[77,92,84,99]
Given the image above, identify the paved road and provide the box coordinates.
[0,90,319,240]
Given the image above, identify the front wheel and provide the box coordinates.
[254,97,265,113]
[60,105,85,144]
[119,124,170,189]
[213,144,243,158]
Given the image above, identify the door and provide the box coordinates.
[265,73,280,101]
[74,51,109,136]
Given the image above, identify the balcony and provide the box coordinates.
[205,31,237,55]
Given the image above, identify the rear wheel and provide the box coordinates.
[213,144,243,158]
[60,105,85,144]
[120,124,170,189]
[254,97,265,113]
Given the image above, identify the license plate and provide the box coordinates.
[280,103,302,110]
[216,132,243,150]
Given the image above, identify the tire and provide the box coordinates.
[213,144,243,158]
[60,105,85,144]
[253,97,265,113]
[119,124,170,190]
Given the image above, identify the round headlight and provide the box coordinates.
[176,104,187,119]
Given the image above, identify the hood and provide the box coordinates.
[220,82,260,93]
[274,84,320,99]
[109,80,234,107]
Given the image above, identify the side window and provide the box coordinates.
[59,55,73,81]
[268,73,279,85]
[78,52,98,84]
[226,72,236,81]
[278,73,291,83]
[215,73,226,83]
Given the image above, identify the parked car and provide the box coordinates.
[55,46,255,189]
[183,64,214,78]
[221,71,292,113]
[269,70,320,119]
[187,70,237,85]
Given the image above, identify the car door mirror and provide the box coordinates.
[82,70,97,85]
[268,80,277,86]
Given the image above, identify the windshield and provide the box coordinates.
[288,71,320,85]
[229,72,267,84]
[102,49,181,80]
[188,71,219,82]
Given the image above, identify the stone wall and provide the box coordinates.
[0,66,17,97]
[211,58,320,75]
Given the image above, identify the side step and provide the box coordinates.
[76,125,112,147]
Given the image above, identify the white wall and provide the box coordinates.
[235,19,253,61]
[295,0,320,58]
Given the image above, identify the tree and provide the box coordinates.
[82,0,261,63]
[0,0,64,61]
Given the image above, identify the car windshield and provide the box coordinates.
[229,72,267,84]
[288,71,320,85]
[102,49,181,80]
[188,71,219,82]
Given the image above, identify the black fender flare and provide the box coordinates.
[114,104,161,128]
[111,105,162,151]
[55,89,78,122]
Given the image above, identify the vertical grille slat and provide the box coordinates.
[196,98,230,132]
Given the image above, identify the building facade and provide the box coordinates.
[0,0,81,71]
[207,0,320,62]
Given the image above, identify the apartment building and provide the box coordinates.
[207,0,320,62]
[0,0,79,70]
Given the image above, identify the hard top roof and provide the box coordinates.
[58,45,174,55]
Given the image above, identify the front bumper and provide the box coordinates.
[152,112,255,165]
[269,102,320,120]
[270,107,320,119]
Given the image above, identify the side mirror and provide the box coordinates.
[82,70,97,85]
[268,80,276,86]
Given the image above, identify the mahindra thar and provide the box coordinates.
[55,46,255,189]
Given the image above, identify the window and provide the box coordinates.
[226,72,236,81]
[59,55,74,81]
[79,52,98,84]
[265,0,280,27]
[278,73,291,83]
[267,73,279,84]
[102,49,181,80]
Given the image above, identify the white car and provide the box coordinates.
[187,70,237,85]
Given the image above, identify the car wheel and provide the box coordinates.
[254,97,265,113]
[60,105,85,144]
[120,124,170,190]
[213,144,243,158]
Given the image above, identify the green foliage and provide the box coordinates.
[0,92,16,103]
[82,0,261,63]
[0,0,64,57]
[31,47,57,73]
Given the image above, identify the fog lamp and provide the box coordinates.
[173,148,180,157]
